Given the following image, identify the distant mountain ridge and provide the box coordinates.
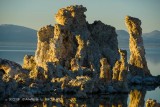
[116,29,160,48]
[143,30,160,37]
[117,29,160,37]
[0,24,37,43]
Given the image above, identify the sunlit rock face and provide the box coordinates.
[111,49,129,92]
[23,55,36,70]
[23,55,46,80]
[112,49,128,81]
[125,16,150,76]
[35,25,54,67]
[99,58,111,82]
[30,5,119,76]
[129,89,146,107]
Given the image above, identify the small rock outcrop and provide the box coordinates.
[99,58,111,82]
[112,49,128,81]
[146,99,160,107]
[0,58,22,78]
[0,58,34,100]
[125,16,150,76]
[23,55,36,70]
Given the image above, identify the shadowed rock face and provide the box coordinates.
[125,16,150,76]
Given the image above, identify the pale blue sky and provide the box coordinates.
[0,0,160,33]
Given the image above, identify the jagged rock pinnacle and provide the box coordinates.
[112,49,128,81]
[99,58,111,82]
[125,16,150,76]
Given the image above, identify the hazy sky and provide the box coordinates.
[0,0,160,33]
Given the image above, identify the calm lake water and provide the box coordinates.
[0,43,160,106]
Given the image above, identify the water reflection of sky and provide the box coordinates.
[145,87,160,102]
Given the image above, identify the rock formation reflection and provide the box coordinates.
[1,87,160,107]
[0,94,128,107]
[129,89,146,107]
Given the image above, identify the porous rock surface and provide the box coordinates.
[1,5,160,102]
[21,5,128,96]
[24,5,119,79]
[125,16,150,76]
[112,49,128,81]
[99,58,111,82]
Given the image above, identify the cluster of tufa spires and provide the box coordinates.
[23,5,150,81]
[1,5,158,101]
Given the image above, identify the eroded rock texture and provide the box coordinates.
[112,49,128,81]
[35,25,54,67]
[23,55,36,70]
[24,5,119,78]
[99,58,111,82]
[1,5,160,103]
[125,16,150,76]
[111,49,129,92]
[88,21,119,68]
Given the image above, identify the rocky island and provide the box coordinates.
[0,5,160,106]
